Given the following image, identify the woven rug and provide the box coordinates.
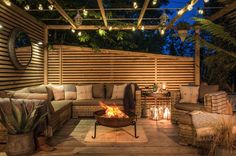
[84,125,148,143]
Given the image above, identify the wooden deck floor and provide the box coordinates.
[1,119,208,156]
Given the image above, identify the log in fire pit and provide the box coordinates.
[92,102,138,139]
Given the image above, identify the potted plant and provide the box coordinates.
[0,99,47,156]
[176,21,190,42]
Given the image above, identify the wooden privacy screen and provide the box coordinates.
[0,2,45,90]
[47,45,195,90]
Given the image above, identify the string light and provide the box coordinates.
[141,25,144,31]
[133,2,138,9]
[38,4,43,10]
[83,9,88,17]
[177,9,184,15]
[108,26,113,31]
[198,8,204,14]
[71,29,76,33]
[24,4,30,11]
[204,0,209,3]
[187,4,193,11]
[4,0,11,6]
[48,4,54,10]
[132,26,136,31]
[152,0,157,5]
[78,31,82,36]
[0,24,3,29]
[38,41,43,45]
[159,28,165,36]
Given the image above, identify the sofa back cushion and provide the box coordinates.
[76,85,93,100]
[179,86,199,104]
[50,85,65,101]
[29,85,54,101]
[64,84,76,100]
[92,83,104,98]
[13,93,48,100]
[111,84,127,99]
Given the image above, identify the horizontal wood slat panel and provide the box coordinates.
[0,2,45,91]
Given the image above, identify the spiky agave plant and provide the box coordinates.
[0,99,47,134]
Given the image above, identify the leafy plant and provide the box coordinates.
[0,99,47,135]
[176,21,191,30]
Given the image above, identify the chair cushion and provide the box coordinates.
[199,85,219,103]
[175,102,204,112]
[92,83,104,98]
[64,84,76,100]
[51,100,72,112]
[178,113,193,125]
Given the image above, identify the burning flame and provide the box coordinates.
[99,101,128,118]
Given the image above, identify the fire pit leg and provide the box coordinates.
[132,121,139,138]
[92,121,98,139]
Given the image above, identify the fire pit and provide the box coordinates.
[92,102,138,139]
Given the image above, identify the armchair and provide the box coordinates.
[171,88,231,145]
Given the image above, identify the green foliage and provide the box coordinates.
[97,29,106,37]
[0,99,47,135]
[78,32,90,42]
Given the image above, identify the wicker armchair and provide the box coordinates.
[171,90,230,145]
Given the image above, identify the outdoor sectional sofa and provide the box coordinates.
[0,83,141,143]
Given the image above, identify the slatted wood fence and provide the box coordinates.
[47,45,195,90]
[0,2,45,91]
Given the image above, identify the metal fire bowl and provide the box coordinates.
[94,110,136,128]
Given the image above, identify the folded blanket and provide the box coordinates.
[190,111,236,141]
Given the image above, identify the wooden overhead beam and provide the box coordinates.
[48,0,77,29]
[166,0,198,29]
[47,25,160,30]
[137,0,150,27]
[208,1,236,21]
[97,0,108,27]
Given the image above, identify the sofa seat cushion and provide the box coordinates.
[72,99,123,106]
[175,103,205,112]
[178,113,193,125]
[51,100,72,113]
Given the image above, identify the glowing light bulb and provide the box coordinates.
[24,4,30,10]
[187,4,193,11]
[141,25,144,31]
[71,29,75,33]
[152,0,157,5]
[0,24,3,29]
[159,28,165,36]
[38,41,43,45]
[133,2,138,9]
[204,0,209,3]
[132,26,136,31]
[198,8,204,14]
[78,31,82,36]
[83,9,88,17]
[38,4,43,10]
[48,5,54,10]
[108,26,113,31]
[177,9,184,15]
[4,0,11,6]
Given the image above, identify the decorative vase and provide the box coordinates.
[177,30,188,42]
[7,132,35,156]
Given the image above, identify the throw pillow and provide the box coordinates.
[179,86,199,104]
[51,85,65,101]
[92,83,104,98]
[105,83,114,99]
[76,85,93,100]
[111,84,127,99]
[64,84,77,100]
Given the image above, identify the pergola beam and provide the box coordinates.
[208,1,236,21]
[166,0,198,29]
[48,0,77,29]
[47,25,160,30]
[97,0,108,27]
[137,0,150,27]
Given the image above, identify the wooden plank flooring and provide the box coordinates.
[0,119,208,156]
